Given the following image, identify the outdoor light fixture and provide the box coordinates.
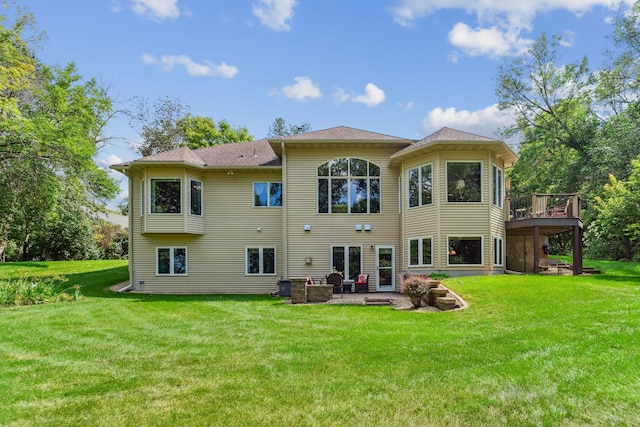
[355,224,362,231]
[304,224,311,232]
[364,224,371,231]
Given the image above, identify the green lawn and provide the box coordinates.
[1,260,640,426]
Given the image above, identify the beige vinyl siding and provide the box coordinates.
[284,146,401,290]
[186,172,205,234]
[438,152,491,272]
[130,169,283,294]
[402,155,439,271]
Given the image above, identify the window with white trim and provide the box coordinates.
[190,180,202,215]
[254,182,282,207]
[493,237,504,266]
[151,178,181,213]
[492,164,503,208]
[447,162,481,203]
[318,158,380,214]
[331,245,362,280]
[408,164,432,208]
[448,237,483,265]
[157,247,187,275]
[408,237,433,266]
[246,247,276,275]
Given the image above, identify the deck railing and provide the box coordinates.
[506,194,581,221]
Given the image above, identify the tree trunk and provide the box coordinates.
[21,228,30,261]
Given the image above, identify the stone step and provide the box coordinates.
[364,298,392,306]
[435,296,457,311]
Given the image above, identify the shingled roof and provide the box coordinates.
[389,127,517,167]
[194,139,280,167]
[271,125,412,142]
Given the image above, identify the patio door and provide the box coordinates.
[376,245,395,291]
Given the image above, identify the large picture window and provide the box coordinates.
[331,245,362,280]
[254,182,282,207]
[190,180,202,216]
[151,178,181,213]
[409,237,433,266]
[157,247,187,275]
[447,162,481,203]
[448,237,483,265]
[318,158,380,214]
[408,164,432,208]
[246,247,276,275]
[492,164,503,208]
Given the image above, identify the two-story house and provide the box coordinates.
[111,126,583,294]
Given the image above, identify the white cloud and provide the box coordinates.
[253,0,298,31]
[352,83,386,107]
[392,0,634,58]
[281,76,322,100]
[422,104,516,140]
[130,0,181,21]
[448,23,529,58]
[98,154,124,167]
[398,101,414,111]
[141,54,239,78]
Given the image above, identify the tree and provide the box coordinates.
[267,117,311,137]
[179,114,252,149]
[0,4,119,260]
[586,157,640,261]
[0,0,39,120]
[496,33,598,169]
[127,97,253,155]
[126,96,188,156]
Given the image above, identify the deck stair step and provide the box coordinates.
[582,267,601,274]
[364,298,392,306]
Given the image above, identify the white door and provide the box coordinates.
[376,245,395,291]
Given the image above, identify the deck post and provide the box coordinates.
[533,226,540,274]
[573,225,583,275]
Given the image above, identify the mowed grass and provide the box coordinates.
[1,260,640,426]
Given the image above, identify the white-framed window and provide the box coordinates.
[246,247,276,275]
[447,161,482,203]
[492,164,503,208]
[408,164,433,208]
[140,180,145,216]
[408,237,433,267]
[493,237,504,266]
[253,182,282,207]
[448,236,483,266]
[331,245,362,280]
[317,158,381,214]
[190,180,202,216]
[150,178,181,213]
[157,247,187,275]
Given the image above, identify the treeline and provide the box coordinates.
[497,3,640,261]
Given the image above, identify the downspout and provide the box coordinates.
[281,142,288,279]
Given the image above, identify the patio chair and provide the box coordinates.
[354,274,369,293]
[326,273,343,295]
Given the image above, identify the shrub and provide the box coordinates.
[0,275,81,306]
[402,276,430,309]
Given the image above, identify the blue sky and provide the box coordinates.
[15,0,635,206]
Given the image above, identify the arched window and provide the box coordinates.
[317,158,380,214]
